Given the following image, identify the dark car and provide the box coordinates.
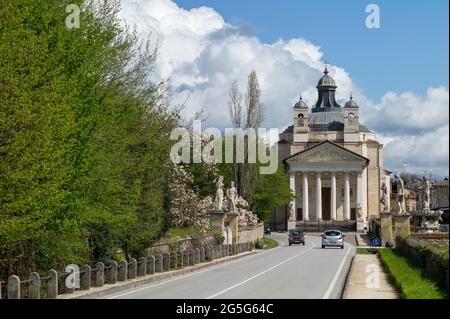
[288,229,305,246]
[264,224,272,235]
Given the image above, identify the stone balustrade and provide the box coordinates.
[0,242,253,299]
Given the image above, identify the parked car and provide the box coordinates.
[321,230,345,249]
[288,229,305,246]
[264,224,272,235]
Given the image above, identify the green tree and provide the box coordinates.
[0,0,177,277]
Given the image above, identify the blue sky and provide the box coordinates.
[174,0,449,101]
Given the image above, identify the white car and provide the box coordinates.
[321,230,345,249]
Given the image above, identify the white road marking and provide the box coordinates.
[205,241,315,299]
[108,244,280,299]
[322,245,352,299]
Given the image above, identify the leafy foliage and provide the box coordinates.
[0,0,177,277]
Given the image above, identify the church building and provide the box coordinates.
[271,67,391,232]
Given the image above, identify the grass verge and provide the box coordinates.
[263,236,279,249]
[378,248,447,299]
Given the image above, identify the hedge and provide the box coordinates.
[395,236,449,291]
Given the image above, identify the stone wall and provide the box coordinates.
[238,223,264,243]
[146,235,215,256]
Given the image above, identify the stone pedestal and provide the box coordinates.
[393,213,411,239]
[357,218,368,233]
[287,219,297,231]
[210,210,226,234]
[380,212,393,247]
[226,211,239,244]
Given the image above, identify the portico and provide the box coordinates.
[285,141,369,230]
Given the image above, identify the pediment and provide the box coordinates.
[286,142,368,164]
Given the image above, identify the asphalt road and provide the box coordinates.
[105,233,355,299]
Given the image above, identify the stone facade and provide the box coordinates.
[270,68,390,231]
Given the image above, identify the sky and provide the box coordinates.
[119,0,449,177]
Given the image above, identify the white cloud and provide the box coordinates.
[119,0,449,176]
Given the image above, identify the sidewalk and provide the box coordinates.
[342,254,399,299]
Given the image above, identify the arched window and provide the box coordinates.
[348,113,355,126]
[298,114,304,127]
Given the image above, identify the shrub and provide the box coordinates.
[379,248,446,299]
[395,236,449,292]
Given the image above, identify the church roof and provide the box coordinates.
[281,123,372,134]
[294,95,308,109]
[283,140,370,164]
[344,95,359,108]
[317,68,337,88]
[308,111,344,131]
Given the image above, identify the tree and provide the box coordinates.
[0,0,177,276]
[227,70,265,205]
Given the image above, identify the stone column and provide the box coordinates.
[344,173,351,220]
[316,172,322,220]
[331,173,337,220]
[302,173,309,221]
[288,172,297,230]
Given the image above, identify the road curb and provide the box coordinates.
[340,254,355,299]
[58,251,259,299]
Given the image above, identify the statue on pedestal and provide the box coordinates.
[423,176,431,211]
[213,176,224,211]
[227,181,238,212]
[357,203,363,219]
[394,174,406,214]
[288,202,295,220]
[380,183,389,212]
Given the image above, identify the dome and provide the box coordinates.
[294,94,308,109]
[316,68,337,88]
[308,111,344,131]
[344,95,359,108]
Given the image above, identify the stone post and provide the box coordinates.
[194,248,200,264]
[163,253,170,271]
[380,212,394,247]
[393,213,411,240]
[154,255,162,272]
[177,250,183,268]
[7,275,20,299]
[147,256,155,275]
[200,247,205,262]
[170,251,178,269]
[117,261,128,282]
[94,262,105,287]
[107,261,118,284]
[137,257,147,277]
[28,272,40,299]
[47,269,58,299]
[80,265,91,290]
[128,258,137,279]
[188,250,195,266]
[64,265,76,294]
[183,250,189,267]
